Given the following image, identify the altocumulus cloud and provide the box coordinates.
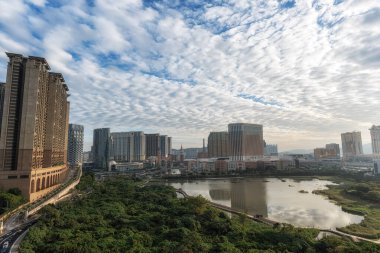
[0,0,379,151]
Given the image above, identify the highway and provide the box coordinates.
[0,219,37,253]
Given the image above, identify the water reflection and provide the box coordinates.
[166,178,364,229]
[230,180,268,217]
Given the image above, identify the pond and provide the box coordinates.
[165,178,364,229]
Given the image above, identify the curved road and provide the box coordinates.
[0,219,37,253]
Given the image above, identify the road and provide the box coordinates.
[0,219,37,253]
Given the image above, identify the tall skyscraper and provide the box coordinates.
[160,135,169,158]
[93,128,110,170]
[68,124,84,167]
[0,83,5,136]
[145,133,160,157]
[228,123,264,161]
[0,53,69,201]
[130,131,146,161]
[110,132,146,162]
[341,131,363,159]
[370,125,380,157]
[168,136,172,155]
[110,132,132,162]
[208,132,229,158]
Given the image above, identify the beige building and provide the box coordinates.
[228,123,264,161]
[208,131,229,158]
[0,53,69,201]
[370,125,380,157]
[341,131,363,159]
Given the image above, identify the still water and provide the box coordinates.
[166,178,363,229]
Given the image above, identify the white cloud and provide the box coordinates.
[0,0,379,151]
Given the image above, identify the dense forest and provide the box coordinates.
[20,174,380,253]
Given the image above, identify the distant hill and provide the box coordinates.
[281,144,372,155]
[280,149,313,155]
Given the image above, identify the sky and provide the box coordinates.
[0,0,379,152]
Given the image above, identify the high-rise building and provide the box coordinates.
[68,124,84,167]
[130,131,145,161]
[0,83,5,136]
[208,132,229,158]
[145,134,160,157]
[160,135,169,158]
[0,53,69,201]
[341,131,363,159]
[110,132,146,162]
[168,136,172,155]
[93,128,110,170]
[370,125,380,157]
[228,123,264,161]
[325,143,340,158]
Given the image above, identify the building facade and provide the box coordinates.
[208,131,229,158]
[68,124,84,167]
[93,128,110,170]
[325,143,340,158]
[0,53,69,201]
[130,131,146,161]
[160,135,169,158]
[341,131,363,159]
[145,134,160,157]
[0,83,5,136]
[228,123,264,161]
[110,132,146,162]
[264,143,278,156]
[370,125,380,157]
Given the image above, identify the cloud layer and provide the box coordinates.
[0,0,379,151]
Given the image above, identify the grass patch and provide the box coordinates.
[314,177,380,239]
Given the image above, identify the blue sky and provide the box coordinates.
[0,0,379,151]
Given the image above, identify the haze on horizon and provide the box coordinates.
[0,0,379,151]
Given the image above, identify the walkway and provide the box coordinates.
[175,188,380,245]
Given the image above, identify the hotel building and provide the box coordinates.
[341,131,363,159]
[68,124,84,167]
[228,123,264,161]
[0,53,69,201]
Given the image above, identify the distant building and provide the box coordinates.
[145,133,160,157]
[264,143,278,156]
[110,132,132,162]
[160,135,169,158]
[208,132,229,158]
[341,131,363,159]
[314,144,340,160]
[228,123,264,161]
[83,151,91,162]
[130,131,146,161]
[370,125,380,157]
[197,138,208,158]
[93,128,110,170]
[325,143,340,158]
[68,124,84,167]
[110,131,146,162]
[168,137,172,155]
[0,53,69,201]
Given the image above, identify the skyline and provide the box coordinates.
[0,0,379,151]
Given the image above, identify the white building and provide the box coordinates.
[370,125,380,158]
